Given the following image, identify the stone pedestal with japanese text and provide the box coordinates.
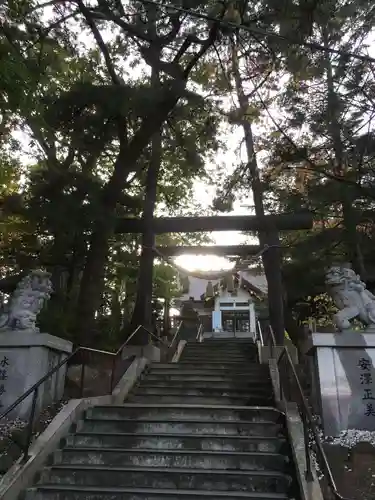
[0,332,72,419]
[305,332,375,437]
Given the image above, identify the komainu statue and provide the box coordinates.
[325,265,375,331]
[0,270,52,332]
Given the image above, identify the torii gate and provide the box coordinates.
[116,212,313,344]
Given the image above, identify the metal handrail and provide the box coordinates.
[265,325,352,500]
[196,322,204,342]
[256,320,263,343]
[168,320,183,349]
[165,320,184,362]
[126,324,169,348]
[255,321,264,362]
[0,324,162,462]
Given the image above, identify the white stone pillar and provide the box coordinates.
[249,302,256,334]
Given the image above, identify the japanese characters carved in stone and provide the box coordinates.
[0,270,52,332]
[325,265,375,331]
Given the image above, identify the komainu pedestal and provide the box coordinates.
[307,332,375,437]
[0,332,72,419]
[0,270,72,418]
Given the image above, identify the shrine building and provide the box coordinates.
[174,270,268,339]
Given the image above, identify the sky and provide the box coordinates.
[176,179,257,272]
[174,114,259,272]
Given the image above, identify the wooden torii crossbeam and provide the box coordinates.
[116,212,312,233]
[156,245,261,257]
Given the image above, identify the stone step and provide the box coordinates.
[199,339,255,343]
[178,359,253,364]
[149,364,268,372]
[147,368,267,375]
[132,388,267,398]
[177,363,253,367]
[86,405,282,423]
[64,432,286,453]
[183,344,255,348]
[180,353,255,357]
[138,381,271,390]
[40,465,291,492]
[181,352,255,357]
[146,366,269,374]
[54,448,288,471]
[78,419,284,438]
[181,355,254,359]
[197,346,256,350]
[127,394,272,405]
[187,340,255,344]
[203,338,255,341]
[26,485,289,500]
[183,343,255,348]
[182,346,255,350]
[178,359,253,365]
[144,374,268,382]
[180,355,256,360]
[148,365,269,372]
[181,350,254,355]
[143,374,271,384]
[185,347,254,350]
[186,342,254,345]
[178,360,256,366]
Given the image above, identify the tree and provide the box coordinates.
[0,0,225,345]
[194,3,288,342]
[40,0,224,342]
[259,0,375,342]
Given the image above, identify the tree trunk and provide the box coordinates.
[323,30,365,277]
[127,137,161,341]
[283,301,308,350]
[75,218,113,345]
[231,40,285,344]
[73,5,217,344]
[128,67,162,344]
[74,87,183,345]
[163,297,171,337]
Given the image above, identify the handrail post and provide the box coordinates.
[278,350,283,402]
[22,387,39,462]
[79,359,86,398]
[110,354,117,392]
[302,410,314,482]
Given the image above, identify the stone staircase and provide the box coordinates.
[25,338,301,499]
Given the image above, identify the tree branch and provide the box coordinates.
[251,80,375,201]
[76,0,123,85]
[183,23,220,77]
[159,12,182,46]
[89,9,154,43]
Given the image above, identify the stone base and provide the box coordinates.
[0,332,72,419]
[203,331,255,340]
[121,344,162,363]
[309,331,375,437]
